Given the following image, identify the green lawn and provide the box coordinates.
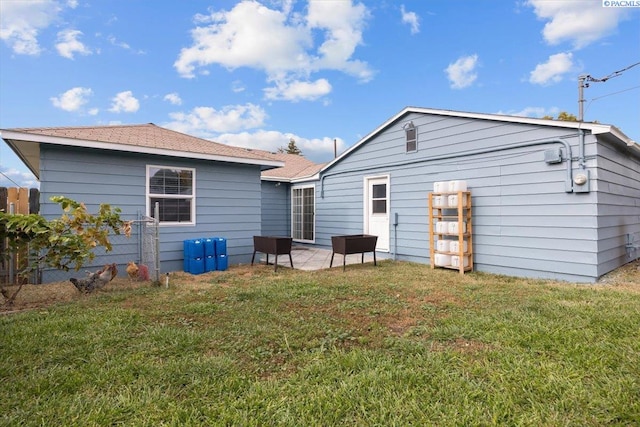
[1,261,639,426]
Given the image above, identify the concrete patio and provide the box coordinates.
[253,245,378,271]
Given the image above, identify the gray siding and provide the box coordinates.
[314,113,634,282]
[594,138,640,276]
[39,145,262,282]
[261,181,290,236]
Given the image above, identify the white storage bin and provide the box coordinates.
[451,255,470,268]
[448,180,468,192]
[448,222,466,234]
[432,195,447,208]
[434,181,447,192]
[434,253,452,266]
[436,240,450,252]
[436,221,450,234]
[449,240,468,253]
[447,194,468,208]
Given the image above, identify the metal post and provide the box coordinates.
[8,202,14,284]
[578,74,586,122]
[154,202,160,283]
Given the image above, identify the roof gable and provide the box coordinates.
[319,106,637,174]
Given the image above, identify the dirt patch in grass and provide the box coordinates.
[596,259,640,292]
[3,260,639,313]
[0,277,152,313]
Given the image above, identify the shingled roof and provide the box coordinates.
[260,152,325,181]
[0,123,283,178]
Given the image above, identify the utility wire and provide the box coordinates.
[590,84,640,101]
[584,61,640,85]
[0,170,21,187]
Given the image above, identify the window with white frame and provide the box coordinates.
[147,165,195,224]
[404,121,417,153]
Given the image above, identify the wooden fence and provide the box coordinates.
[1,187,40,284]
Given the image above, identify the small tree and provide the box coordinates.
[542,111,578,121]
[0,196,131,304]
[278,138,303,155]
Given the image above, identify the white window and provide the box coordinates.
[146,165,195,225]
[404,121,417,153]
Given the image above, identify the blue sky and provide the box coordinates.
[1,0,639,188]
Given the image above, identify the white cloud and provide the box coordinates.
[400,5,420,34]
[231,80,246,93]
[50,87,93,112]
[0,0,61,55]
[306,0,373,81]
[175,1,311,78]
[109,91,140,113]
[526,0,628,49]
[0,166,39,188]
[164,92,182,105]
[496,106,560,118]
[445,54,479,89]
[529,52,574,85]
[164,103,267,135]
[174,0,372,101]
[106,34,145,54]
[264,78,332,102]
[215,130,347,162]
[55,29,91,59]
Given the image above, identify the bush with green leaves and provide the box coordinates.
[1,196,130,302]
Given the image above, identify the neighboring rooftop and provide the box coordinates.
[260,152,325,181]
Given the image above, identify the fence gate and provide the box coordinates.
[139,215,160,283]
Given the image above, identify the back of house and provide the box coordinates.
[264,107,640,282]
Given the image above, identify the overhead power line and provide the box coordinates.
[578,61,640,121]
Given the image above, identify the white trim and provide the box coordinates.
[318,106,635,174]
[0,130,284,168]
[146,164,196,226]
[363,174,390,252]
[290,183,316,243]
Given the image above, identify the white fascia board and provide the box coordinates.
[261,176,291,183]
[318,106,636,174]
[0,130,284,168]
[290,173,320,183]
[261,172,321,183]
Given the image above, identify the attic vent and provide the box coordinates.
[404,121,417,153]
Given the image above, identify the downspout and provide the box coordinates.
[320,139,573,198]
[393,212,398,261]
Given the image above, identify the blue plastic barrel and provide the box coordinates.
[215,237,227,256]
[184,239,205,273]
[216,254,228,271]
[205,255,216,272]
[187,257,205,275]
[185,239,205,258]
[204,238,216,257]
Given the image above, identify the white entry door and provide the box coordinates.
[365,176,389,251]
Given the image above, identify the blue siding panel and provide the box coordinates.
[39,145,263,282]
[310,112,640,282]
[261,181,290,236]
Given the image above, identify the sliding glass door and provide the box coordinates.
[292,186,314,242]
